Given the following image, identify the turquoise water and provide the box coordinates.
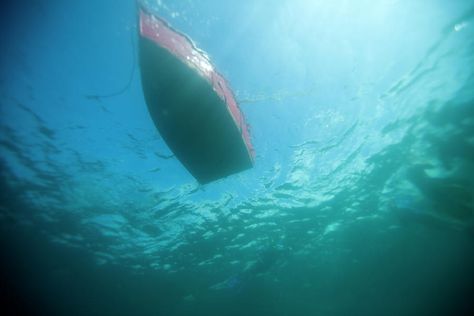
[1,0,473,315]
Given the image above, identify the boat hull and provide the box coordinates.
[138,8,254,184]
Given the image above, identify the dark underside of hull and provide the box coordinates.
[139,38,253,184]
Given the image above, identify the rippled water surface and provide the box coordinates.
[1,1,474,315]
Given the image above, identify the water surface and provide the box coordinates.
[1,1,473,315]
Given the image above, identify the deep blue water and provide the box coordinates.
[1,1,474,315]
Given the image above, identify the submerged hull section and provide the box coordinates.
[138,7,254,184]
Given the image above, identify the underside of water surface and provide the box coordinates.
[1,1,474,316]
